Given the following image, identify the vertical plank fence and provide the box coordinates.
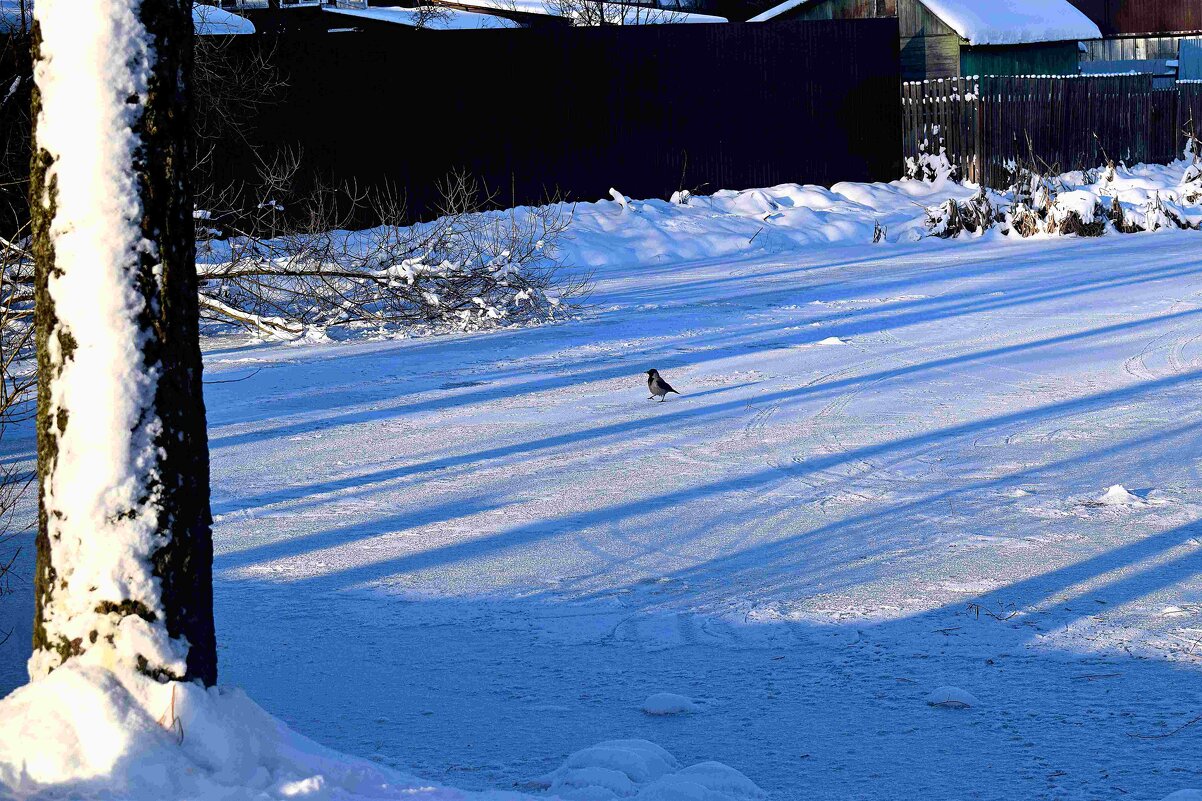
[904,75,1202,188]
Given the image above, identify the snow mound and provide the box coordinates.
[1097,484,1142,506]
[0,664,453,801]
[537,740,763,801]
[1055,190,1102,218]
[925,686,980,709]
[815,336,847,346]
[641,692,699,716]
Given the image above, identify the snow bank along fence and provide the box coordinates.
[903,75,1202,188]
[219,18,902,220]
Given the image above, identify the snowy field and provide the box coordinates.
[5,170,1202,799]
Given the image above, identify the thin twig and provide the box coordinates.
[203,368,263,385]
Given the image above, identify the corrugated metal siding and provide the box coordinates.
[1181,37,1202,80]
[1085,34,1189,61]
[961,42,1082,77]
[217,19,904,220]
[790,0,896,19]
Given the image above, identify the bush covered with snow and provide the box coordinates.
[194,172,588,339]
[922,161,1202,240]
[906,132,958,184]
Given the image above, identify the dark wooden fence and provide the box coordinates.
[218,19,901,220]
[903,75,1202,188]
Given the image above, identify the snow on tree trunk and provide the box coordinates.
[29,0,217,685]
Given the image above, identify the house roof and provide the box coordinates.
[193,4,257,35]
[435,0,726,24]
[750,0,1102,46]
[323,4,520,30]
[0,1,255,35]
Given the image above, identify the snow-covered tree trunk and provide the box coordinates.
[29,0,216,685]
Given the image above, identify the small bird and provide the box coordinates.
[645,369,680,402]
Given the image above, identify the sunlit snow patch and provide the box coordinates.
[641,693,699,716]
[925,686,979,709]
[534,739,764,801]
[0,664,453,801]
[815,336,847,346]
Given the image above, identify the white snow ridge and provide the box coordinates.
[535,740,764,801]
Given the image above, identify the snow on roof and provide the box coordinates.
[919,0,1101,45]
[323,4,520,29]
[0,1,255,35]
[438,0,725,23]
[193,4,257,35]
[597,5,726,23]
[750,0,1101,45]
[746,0,806,23]
[440,0,554,16]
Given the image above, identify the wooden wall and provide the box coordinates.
[777,0,1080,80]
[1067,0,1202,37]
[784,0,959,79]
[903,75,1202,188]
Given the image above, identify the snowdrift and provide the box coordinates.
[0,664,453,800]
[543,161,1202,272]
[0,667,760,801]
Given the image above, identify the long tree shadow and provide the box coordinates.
[206,242,1202,454]
[215,368,1202,610]
[214,494,506,571]
[219,347,1202,521]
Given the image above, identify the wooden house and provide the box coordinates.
[747,0,1103,80]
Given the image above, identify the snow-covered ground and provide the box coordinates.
[6,168,1202,799]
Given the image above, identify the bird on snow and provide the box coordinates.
[645,369,680,402]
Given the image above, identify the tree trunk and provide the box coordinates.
[29,0,216,685]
